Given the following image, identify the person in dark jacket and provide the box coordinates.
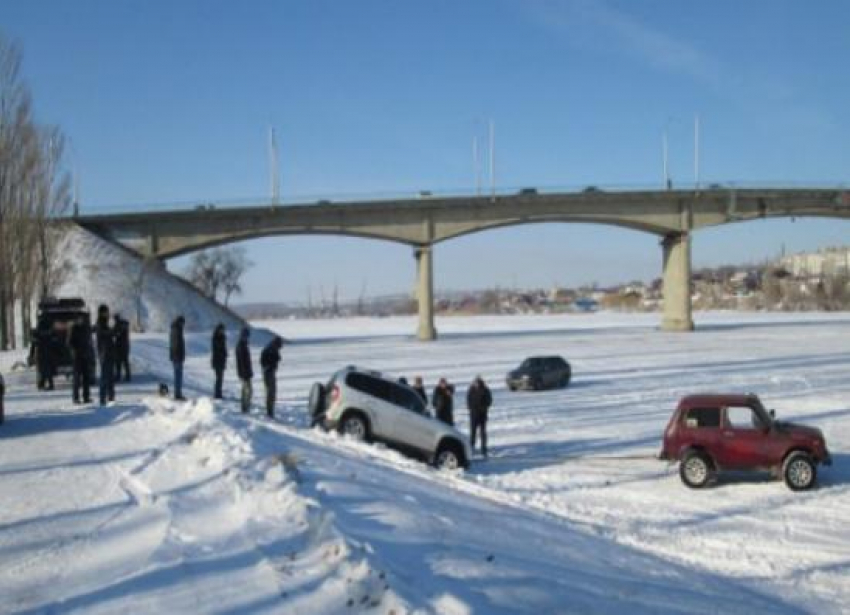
[95,304,117,405]
[68,314,93,404]
[466,375,493,458]
[432,378,456,426]
[34,320,56,390]
[259,336,283,418]
[211,323,227,400]
[114,314,131,382]
[0,371,5,425]
[170,315,186,401]
[412,376,428,406]
[235,327,253,413]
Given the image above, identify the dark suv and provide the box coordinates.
[506,356,571,391]
[28,298,93,385]
[659,393,832,490]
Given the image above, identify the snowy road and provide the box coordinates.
[1,312,849,613]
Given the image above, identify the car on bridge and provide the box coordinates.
[308,366,471,470]
[659,393,831,490]
[506,356,572,391]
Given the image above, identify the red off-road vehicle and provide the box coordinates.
[660,394,831,490]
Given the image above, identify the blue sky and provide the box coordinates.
[4,1,850,303]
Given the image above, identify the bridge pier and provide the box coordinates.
[661,232,694,331]
[414,246,437,341]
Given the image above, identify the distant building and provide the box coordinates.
[779,247,850,278]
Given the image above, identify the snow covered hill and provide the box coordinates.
[1,312,849,613]
[52,225,244,332]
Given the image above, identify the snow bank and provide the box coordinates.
[52,225,244,332]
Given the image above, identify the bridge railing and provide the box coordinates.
[67,180,848,217]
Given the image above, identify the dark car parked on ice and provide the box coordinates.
[506,356,571,391]
[659,393,832,490]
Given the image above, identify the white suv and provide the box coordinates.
[309,366,471,470]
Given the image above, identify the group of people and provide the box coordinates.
[35,304,133,406]
[10,312,495,457]
[170,317,285,418]
[405,374,493,457]
[30,309,130,396]
[89,304,131,405]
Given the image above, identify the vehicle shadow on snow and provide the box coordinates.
[658,455,850,533]
[470,434,661,476]
[818,452,850,488]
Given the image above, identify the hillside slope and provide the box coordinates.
[53,225,244,332]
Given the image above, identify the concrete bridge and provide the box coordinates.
[75,186,850,340]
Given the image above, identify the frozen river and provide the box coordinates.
[1,311,848,613]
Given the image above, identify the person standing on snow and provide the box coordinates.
[466,375,493,458]
[34,319,55,391]
[211,323,227,400]
[235,327,253,413]
[170,315,186,401]
[95,304,117,405]
[412,376,428,406]
[432,378,456,426]
[114,314,131,382]
[259,336,284,418]
[68,314,93,404]
[0,371,5,425]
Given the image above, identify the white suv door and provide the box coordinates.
[387,385,438,453]
[344,372,395,439]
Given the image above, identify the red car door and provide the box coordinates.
[719,405,770,469]
[678,406,722,459]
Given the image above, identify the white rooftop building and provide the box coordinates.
[779,246,850,278]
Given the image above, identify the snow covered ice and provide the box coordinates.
[1,312,849,614]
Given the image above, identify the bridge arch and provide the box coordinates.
[75,187,850,339]
[157,228,414,260]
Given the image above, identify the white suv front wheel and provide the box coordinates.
[435,440,466,470]
[340,412,370,442]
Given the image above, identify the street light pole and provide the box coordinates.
[694,114,700,191]
[489,118,495,200]
[269,126,280,205]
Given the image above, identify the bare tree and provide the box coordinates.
[0,36,29,349]
[220,246,251,306]
[0,35,70,349]
[184,246,252,306]
[185,249,222,300]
